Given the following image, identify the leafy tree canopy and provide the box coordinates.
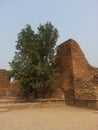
[9,22,59,92]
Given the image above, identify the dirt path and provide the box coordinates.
[0,105,98,130]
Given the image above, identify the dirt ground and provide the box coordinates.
[0,105,98,130]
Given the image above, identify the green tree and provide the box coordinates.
[9,22,59,97]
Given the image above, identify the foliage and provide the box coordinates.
[9,22,59,94]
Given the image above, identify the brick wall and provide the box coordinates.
[0,69,10,98]
[52,39,98,107]
[52,39,98,109]
[9,80,24,97]
[51,39,75,105]
[0,39,97,109]
[70,40,98,108]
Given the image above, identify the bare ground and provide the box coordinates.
[0,105,98,130]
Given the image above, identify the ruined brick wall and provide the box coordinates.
[52,39,98,109]
[0,69,10,98]
[0,39,97,108]
[70,40,98,108]
[9,80,24,97]
[51,39,75,105]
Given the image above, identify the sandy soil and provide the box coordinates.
[0,105,98,130]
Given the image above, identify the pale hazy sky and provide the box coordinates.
[0,0,98,70]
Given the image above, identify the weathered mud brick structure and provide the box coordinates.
[52,39,98,109]
[0,69,10,98]
[0,39,98,109]
[0,70,23,98]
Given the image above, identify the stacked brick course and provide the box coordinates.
[0,39,98,109]
[71,40,98,108]
[52,40,75,105]
[52,39,98,109]
[0,69,10,98]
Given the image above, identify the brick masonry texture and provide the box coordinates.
[0,69,10,97]
[52,39,98,109]
[0,39,98,109]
